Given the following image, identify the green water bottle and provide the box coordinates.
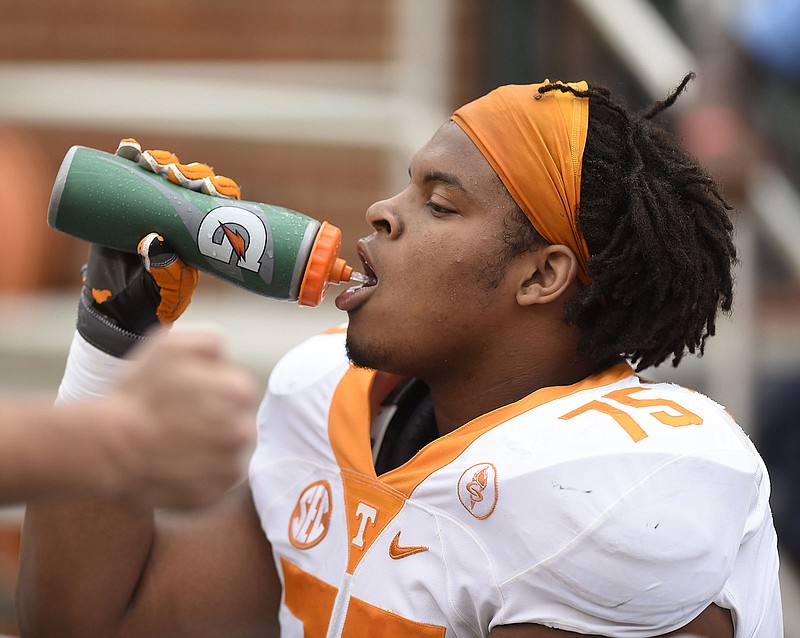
[48,144,358,306]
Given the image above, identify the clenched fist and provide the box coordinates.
[96,328,258,509]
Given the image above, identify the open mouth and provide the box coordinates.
[335,242,378,312]
[351,245,378,289]
[360,257,378,287]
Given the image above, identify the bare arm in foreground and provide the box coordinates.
[0,329,256,509]
[18,481,281,638]
[16,331,281,636]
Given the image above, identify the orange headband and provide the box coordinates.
[451,80,591,284]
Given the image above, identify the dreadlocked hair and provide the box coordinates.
[536,73,737,371]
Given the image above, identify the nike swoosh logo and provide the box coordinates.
[388,531,428,559]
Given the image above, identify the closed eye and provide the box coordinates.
[427,201,455,217]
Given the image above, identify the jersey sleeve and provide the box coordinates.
[463,378,771,637]
[490,446,761,636]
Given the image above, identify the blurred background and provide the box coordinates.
[0,0,798,634]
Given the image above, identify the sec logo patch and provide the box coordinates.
[289,480,332,549]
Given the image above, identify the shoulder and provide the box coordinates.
[452,369,769,634]
[489,372,764,570]
[252,325,353,446]
[250,326,355,492]
[266,325,350,396]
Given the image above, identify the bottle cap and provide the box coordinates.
[298,221,354,307]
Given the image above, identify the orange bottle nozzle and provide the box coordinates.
[329,257,354,284]
[297,221,355,307]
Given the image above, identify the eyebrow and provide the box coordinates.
[409,167,469,194]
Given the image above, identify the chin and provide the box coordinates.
[344,329,407,373]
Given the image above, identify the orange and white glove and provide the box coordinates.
[77,138,241,357]
[116,137,241,200]
[137,232,198,325]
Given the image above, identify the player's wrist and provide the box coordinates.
[57,331,134,405]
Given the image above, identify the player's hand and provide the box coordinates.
[100,328,258,510]
[137,233,198,325]
[78,238,198,357]
[77,138,242,357]
[117,137,241,200]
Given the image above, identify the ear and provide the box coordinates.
[514,245,579,306]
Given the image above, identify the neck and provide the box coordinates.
[425,342,611,437]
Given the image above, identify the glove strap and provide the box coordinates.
[77,289,160,358]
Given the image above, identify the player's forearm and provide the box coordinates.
[0,400,125,503]
[17,497,156,638]
[11,401,157,637]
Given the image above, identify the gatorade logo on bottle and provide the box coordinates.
[197,206,268,273]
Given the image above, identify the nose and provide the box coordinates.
[365,196,401,238]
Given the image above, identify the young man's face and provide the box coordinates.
[336,121,525,379]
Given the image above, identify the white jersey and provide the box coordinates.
[249,329,782,637]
